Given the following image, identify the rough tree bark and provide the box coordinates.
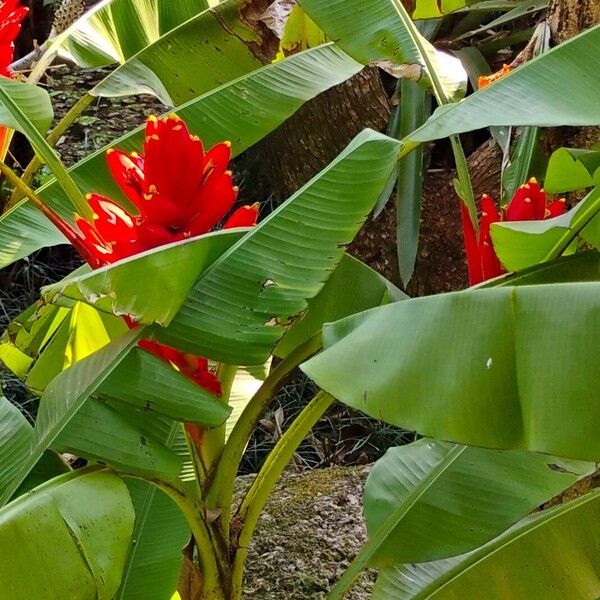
[242,0,600,294]
[547,0,600,151]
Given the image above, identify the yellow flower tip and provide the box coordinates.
[225,170,233,177]
[149,134,159,141]
[106,148,115,155]
[85,193,93,200]
[251,202,260,210]
[148,184,158,193]
[529,176,538,185]
[167,113,181,121]
[233,186,240,193]
[559,197,566,203]
[190,135,200,142]
[143,193,153,201]
[544,209,551,217]
[131,151,139,158]
[224,141,232,148]
[92,213,99,220]
[147,114,158,123]
[172,124,183,132]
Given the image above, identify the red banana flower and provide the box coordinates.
[0,0,28,154]
[0,0,27,77]
[461,178,566,285]
[60,115,259,399]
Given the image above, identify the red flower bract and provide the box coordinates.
[0,0,28,154]
[63,115,259,399]
[0,0,28,78]
[461,178,566,285]
[72,114,257,268]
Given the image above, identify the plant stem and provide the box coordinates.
[450,135,477,225]
[204,334,322,539]
[391,78,429,286]
[0,158,99,265]
[7,93,94,209]
[229,391,335,599]
[0,160,71,234]
[328,445,465,599]
[123,473,226,599]
[0,85,91,219]
[389,0,477,228]
[198,364,238,481]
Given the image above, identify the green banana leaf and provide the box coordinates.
[372,489,600,599]
[302,282,600,461]
[42,230,242,325]
[491,187,600,272]
[0,76,53,134]
[115,420,192,600]
[407,24,600,145]
[411,0,471,19]
[0,327,146,506]
[4,301,72,361]
[275,253,405,358]
[0,78,87,218]
[299,0,467,101]
[0,44,363,270]
[55,398,182,478]
[14,449,70,497]
[226,362,271,439]
[42,43,361,217]
[394,79,429,287]
[0,397,69,500]
[0,468,134,600]
[98,347,230,426]
[25,302,125,393]
[91,0,263,105]
[118,477,189,600]
[364,440,594,565]
[545,147,600,194]
[56,0,210,67]
[482,250,600,287]
[456,0,548,40]
[0,397,33,499]
[156,130,402,365]
[41,130,401,366]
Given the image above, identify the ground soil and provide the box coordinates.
[236,465,375,599]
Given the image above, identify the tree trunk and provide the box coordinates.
[547,0,600,151]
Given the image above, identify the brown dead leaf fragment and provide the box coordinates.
[260,0,297,39]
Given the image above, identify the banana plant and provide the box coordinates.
[1,0,600,598]
[296,19,600,600]
[0,24,407,593]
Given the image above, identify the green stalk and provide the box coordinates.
[204,334,322,538]
[328,445,466,599]
[229,391,335,599]
[0,160,74,236]
[0,85,91,219]
[123,473,226,599]
[544,189,600,261]
[392,79,430,286]
[389,0,477,228]
[7,93,94,209]
[450,135,476,225]
[196,364,239,484]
